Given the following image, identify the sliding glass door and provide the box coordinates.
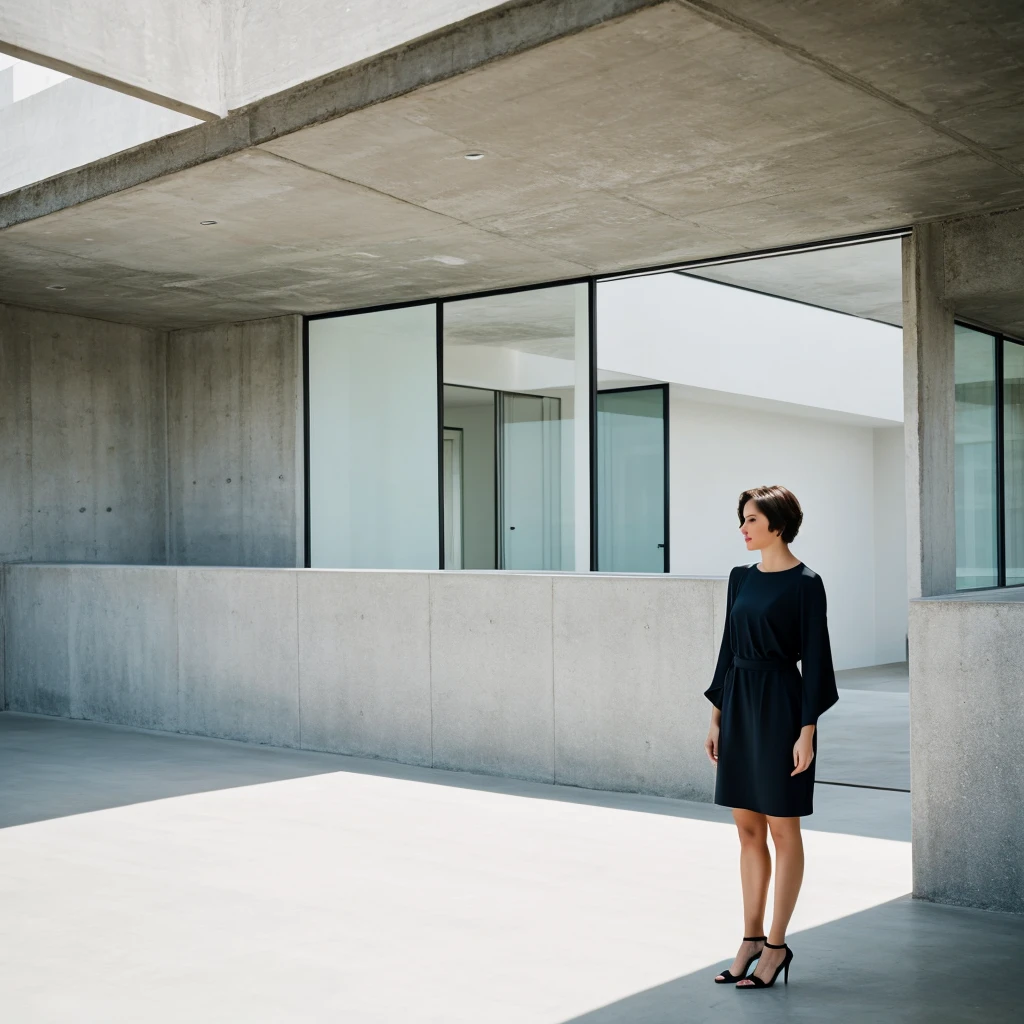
[498,393,562,570]
[596,385,668,572]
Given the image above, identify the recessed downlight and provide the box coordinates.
[47,284,66,291]
[200,220,218,225]
[464,152,485,161]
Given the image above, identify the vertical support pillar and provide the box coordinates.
[903,224,956,599]
[573,283,591,572]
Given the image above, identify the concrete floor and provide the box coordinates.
[2,711,1021,1023]
[818,662,911,792]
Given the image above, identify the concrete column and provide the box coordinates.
[902,225,956,599]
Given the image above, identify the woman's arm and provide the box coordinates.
[791,724,815,775]
[704,567,739,764]
[704,566,740,711]
[798,572,839,727]
[705,706,722,764]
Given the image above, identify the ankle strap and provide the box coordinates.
[743,935,767,942]
[764,940,787,949]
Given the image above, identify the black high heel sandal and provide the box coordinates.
[735,940,793,988]
[713,935,766,983]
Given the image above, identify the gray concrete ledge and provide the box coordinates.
[0,562,724,802]
[909,593,1024,913]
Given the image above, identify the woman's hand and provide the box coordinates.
[791,726,815,775]
[705,722,720,765]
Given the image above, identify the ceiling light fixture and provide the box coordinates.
[200,220,218,225]
[464,152,485,161]
[47,284,66,291]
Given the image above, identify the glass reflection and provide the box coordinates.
[442,284,588,571]
[954,325,998,589]
[1005,340,1024,586]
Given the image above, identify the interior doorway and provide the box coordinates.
[442,427,465,570]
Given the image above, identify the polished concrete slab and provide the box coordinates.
[2,712,1020,1023]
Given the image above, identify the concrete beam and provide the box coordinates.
[902,225,955,599]
[0,0,225,119]
[945,206,1024,338]
[0,0,666,230]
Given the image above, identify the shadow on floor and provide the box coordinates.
[560,895,1024,1024]
[0,711,907,842]
[816,661,910,792]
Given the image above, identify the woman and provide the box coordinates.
[703,485,838,990]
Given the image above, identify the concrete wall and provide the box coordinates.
[0,563,723,801]
[668,390,906,669]
[0,75,198,196]
[0,304,302,569]
[909,589,1024,914]
[166,315,303,567]
[0,303,168,564]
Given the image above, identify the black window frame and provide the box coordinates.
[303,227,909,573]
[953,318,1024,591]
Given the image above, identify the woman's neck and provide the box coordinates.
[758,544,801,573]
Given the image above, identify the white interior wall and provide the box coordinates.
[668,389,903,670]
[598,274,903,421]
[873,426,909,662]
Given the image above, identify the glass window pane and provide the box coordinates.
[1005,339,1024,587]
[595,278,670,574]
[308,305,439,569]
[597,387,666,572]
[442,284,589,571]
[954,325,998,589]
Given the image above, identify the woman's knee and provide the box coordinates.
[767,816,802,848]
[734,810,768,845]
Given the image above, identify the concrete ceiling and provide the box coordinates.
[445,286,578,358]
[685,238,905,326]
[3,0,1024,329]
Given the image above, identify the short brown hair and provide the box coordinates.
[737,485,803,544]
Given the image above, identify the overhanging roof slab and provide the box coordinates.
[3,0,1024,327]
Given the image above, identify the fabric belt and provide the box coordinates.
[732,655,798,671]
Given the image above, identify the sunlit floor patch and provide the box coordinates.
[0,716,916,1023]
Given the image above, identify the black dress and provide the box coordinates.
[703,562,838,817]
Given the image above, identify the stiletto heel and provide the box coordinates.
[735,940,793,989]
[713,935,766,983]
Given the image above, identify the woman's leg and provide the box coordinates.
[715,808,770,981]
[737,814,803,985]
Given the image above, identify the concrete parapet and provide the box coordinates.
[552,574,717,800]
[0,564,724,801]
[909,589,1024,914]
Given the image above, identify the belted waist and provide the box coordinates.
[732,655,798,671]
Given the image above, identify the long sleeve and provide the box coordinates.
[704,565,740,709]
[798,572,839,726]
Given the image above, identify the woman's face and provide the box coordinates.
[739,500,780,551]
